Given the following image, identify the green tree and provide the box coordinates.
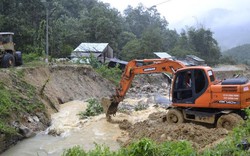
[119,4,178,60]
[121,39,141,60]
[124,4,168,38]
[172,27,221,65]
[140,26,164,58]
[87,3,123,54]
[187,27,221,65]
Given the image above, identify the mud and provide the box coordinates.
[118,116,228,149]
[106,97,229,150]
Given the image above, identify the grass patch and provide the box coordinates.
[0,120,17,135]
[78,98,103,119]
[22,53,41,63]
[22,53,48,67]
[0,73,45,135]
[15,69,25,78]
[0,83,20,116]
[63,138,196,156]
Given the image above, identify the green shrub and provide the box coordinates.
[78,54,102,68]
[160,141,196,156]
[63,144,116,156]
[63,139,196,156]
[62,146,87,156]
[125,138,159,156]
[0,83,19,116]
[95,65,122,86]
[0,120,17,135]
[78,98,103,119]
[89,53,102,68]
[22,53,41,63]
[88,144,116,156]
[79,54,122,86]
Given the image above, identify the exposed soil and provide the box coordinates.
[23,65,115,113]
[118,117,228,150]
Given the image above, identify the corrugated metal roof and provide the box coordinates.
[186,55,204,62]
[154,52,172,59]
[0,32,14,35]
[73,43,109,53]
[109,58,128,65]
[71,52,101,58]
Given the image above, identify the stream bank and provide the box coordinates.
[0,65,114,153]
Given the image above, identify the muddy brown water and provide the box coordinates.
[2,99,165,156]
[1,101,123,156]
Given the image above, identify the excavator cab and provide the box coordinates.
[172,68,208,104]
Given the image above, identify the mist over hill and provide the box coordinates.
[223,43,250,65]
[179,8,250,51]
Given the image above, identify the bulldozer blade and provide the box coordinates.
[101,97,119,118]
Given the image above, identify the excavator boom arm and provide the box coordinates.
[118,59,185,98]
[102,58,186,118]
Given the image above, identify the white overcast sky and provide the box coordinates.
[99,0,250,30]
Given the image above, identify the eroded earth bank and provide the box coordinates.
[0,65,114,153]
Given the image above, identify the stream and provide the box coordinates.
[2,98,165,156]
[1,101,123,156]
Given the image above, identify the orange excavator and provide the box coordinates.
[102,58,250,129]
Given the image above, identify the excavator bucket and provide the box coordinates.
[101,97,119,119]
[101,97,112,115]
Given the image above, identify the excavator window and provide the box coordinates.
[173,69,207,104]
[207,70,215,82]
[173,70,193,102]
[2,35,11,43]
[194,70,205,93]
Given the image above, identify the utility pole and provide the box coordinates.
[41,0,49,63]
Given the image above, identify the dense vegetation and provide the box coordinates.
[223,44,250,65]
[0,0,221,65]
